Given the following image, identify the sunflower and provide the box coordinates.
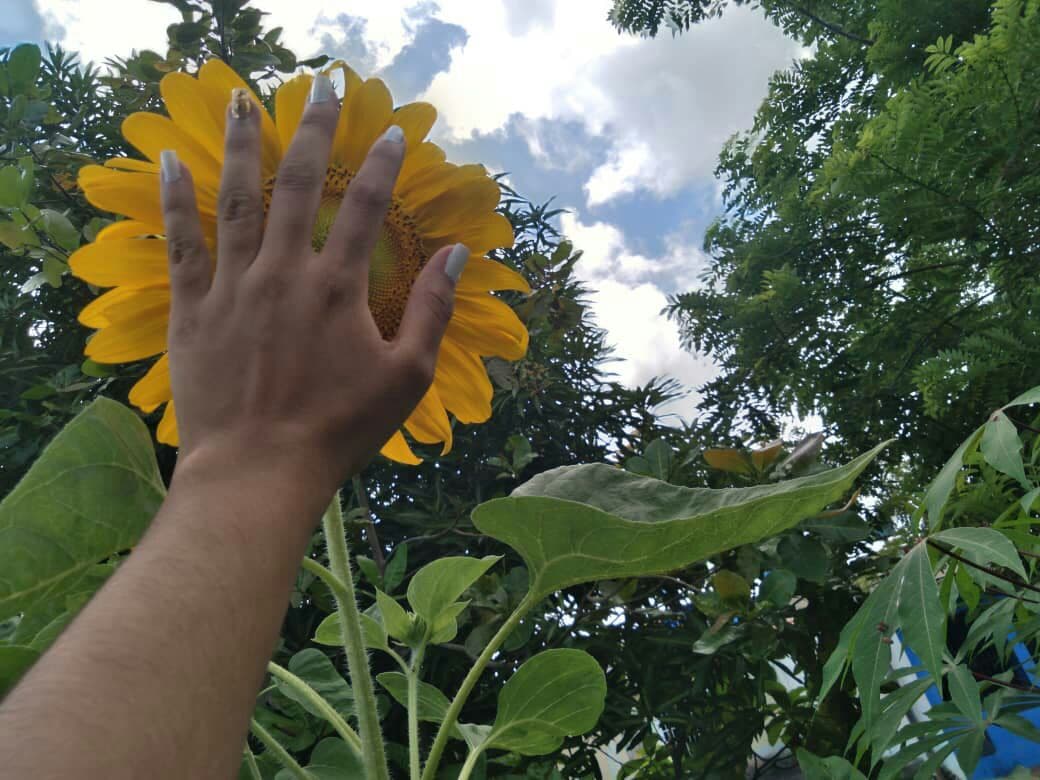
[69,60,530,465]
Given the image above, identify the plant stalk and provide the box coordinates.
[250,717,311,780]
[266,661,363,756]
[421,594,536,780]
[408,645,426,780]
[242,746,263,780]
[322,493,390,780]
[456,746,486,780]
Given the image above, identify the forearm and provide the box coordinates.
[0,454,333,779]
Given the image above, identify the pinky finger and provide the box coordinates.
[160,150,212,317]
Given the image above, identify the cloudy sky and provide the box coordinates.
[4,0,802,422]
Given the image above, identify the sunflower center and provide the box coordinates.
[262,165,427,339]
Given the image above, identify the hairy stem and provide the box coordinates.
[250,717,311,780]
[242,746,263,780]
[408,645,426,780]
[267,661,363,756]
[421,594,536,780]
[456,745,486,780]
[323,494,390,780]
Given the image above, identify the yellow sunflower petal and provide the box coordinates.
[104,158,159,173]
[69,238,171,288]
[157,401,179,446]
[380,430,422,465]
[398,163,487,214]
[84,300,169,363]
[447,294,529,361]
[97,220,162,242]
[336,78,393,171]
[122,112,222,189]
[404,384,452,454]
[424,212,515,255]
[434,339,493,423]
[275,73,313,155]
[198,59,281,174]
[457,256,531,294]
[79,165,217,230]
[414,176,502,236]
[129,354,171,413]
[160,72,226,163]
[392,102,437,149]
[399,141,447,183]
[78,285,163,328]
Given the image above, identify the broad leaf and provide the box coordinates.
[897,544,945,683]
[931,527,1026,579]
[850,557,907,729]
[475,443,888,599]
[0,398,165,621]
[383,543,408,594]
[796,749,867,780]
[947,663,982,724]
[376,589,411,642]
[406,556,500,623]
[274,737,363,780]
[482,649,606,756]
[312,611,387,651]
[376,672,450,723]
[275,649,353,724]
[0,645,40,696]
[759,569,796,607]
[923,426,982,530]
[980,410,1030,489]
[642,438,673,480]
[703,448,753,475]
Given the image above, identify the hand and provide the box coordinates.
[159,77,467,495]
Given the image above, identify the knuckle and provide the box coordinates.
[275,159,319,192]
[349,180,388,214]
[424,283,455,325]
[321,273,352,307]
[168,312,201,344]
[218,187,260,224]
[166,233,201,267]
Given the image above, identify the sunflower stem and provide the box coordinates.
[420,594,536,780]
[408,645,426,780]
[322,492,391,780]
[250,718,311,780]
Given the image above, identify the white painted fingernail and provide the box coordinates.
[380,125,404,144]
[160,149,181,183]
[444,243,469,284]
[309,73,334,103]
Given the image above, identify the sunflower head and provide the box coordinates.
[70,60,531,464]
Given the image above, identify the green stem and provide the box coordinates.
[456,746,486,780]
[322,493,391,780]
[250,717,311,780]
[300,557,348,594]
[242,746,263,780]
[408,645,426,780]
[420,594,536,780]
[267,661,363,756]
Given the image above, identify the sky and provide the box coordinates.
[4,0,804,423]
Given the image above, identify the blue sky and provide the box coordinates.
[5,0,802,422]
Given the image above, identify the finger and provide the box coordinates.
[393,243,467,384]
[259,73,339,263]
[214,88,264,287]
[160,150,212,319]
[321,125,405,289]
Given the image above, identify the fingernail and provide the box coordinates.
[444,243,469,284]
[380,125,404,144]
[160,149,181,183]
[230,87,252,119]
[309,73,334,103]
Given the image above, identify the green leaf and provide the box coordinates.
[8,44,42,94]
[0,165,30,208]
[642,438,673,480]
[924,426,983,530]
[406,555,500,623]
[312,611,387,651]
[947,663,982,723]
[475,443,888,599]
[0,219,36,249]
[376,589,411,642]
[931,527,1026,579]
[1021,486,1040,513]
[429,600,469,645]
[482,649,606,756]
[897,544,945,683]
[995,711,1040,742]
[795,749,867,780]
[354,555,381,589]
[0,645,40,696]
[759,569,797,607]
[274,737,363,780]
[382,543,408,594]
[801,514,871,544]
[276,649,353,721]
[778,535,830,583]
[376,672,450,723]
[850,557,907,729]
[690,624,744,655]
[980,410,1030,489]
[712,570,750,605]
[38,209,80,251]
[0,398,165,621]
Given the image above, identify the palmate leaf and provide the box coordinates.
[473,442,888,599]
[0,398,166,622]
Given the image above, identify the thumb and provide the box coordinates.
[394,243,468,373]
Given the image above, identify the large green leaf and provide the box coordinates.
[850,557,907,729]
[0,398,165,621]
[482,649,606,756]
[406,556,499,623]
[923,426,983,530]
[897,544,945,684]
[273,737,363,780]
[980,410,1030,489]
[931,527,1026,580]
[275,649,353,722]
[474,443,888,598]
